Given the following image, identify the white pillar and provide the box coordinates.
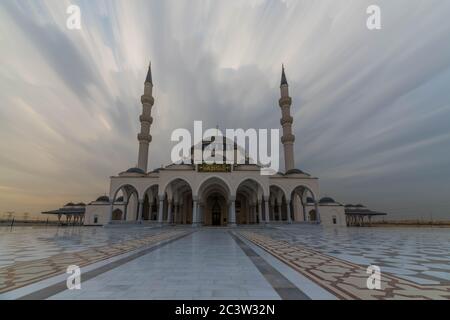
[229,198,236,226]
[167,201,173,224]
[137,199,143,222]
[158,196,164,223]
[265,199,270,223]
[199,204,203,225]
[277,204,282,221]
[314,201,321,223]
[123,202,128,221]
[192,199,198,226]
[174,202,179,224]
[287,200,292,224]
[108,201,113,223]
[258,201,263,224]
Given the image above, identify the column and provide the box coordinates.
[229,198,236,226]
[192,199,198,227]
[258,201,263,224]
[265,198,270,223]
[158,196,164,223]
[314,201,321,223]
[123,202,128,221]
[108,201,113,223]
[137,199,143,222]
[287,200,292,224]
[174,202,179,224]
[277,204,282,221]
[167,201,173,224]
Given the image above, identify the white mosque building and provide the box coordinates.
[83,64,346,227]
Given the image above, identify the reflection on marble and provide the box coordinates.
[0,226,162,268]
[262,225,450,285]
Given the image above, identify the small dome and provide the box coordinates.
[96,196,110,202]
[319,197,336,204]
[126,167,146,174]
[285,169,305,175]
[116,196,124,202]
[75,202,86,206]
[65,202,75,206]
[345,204,354,207]
[355,204,366,208]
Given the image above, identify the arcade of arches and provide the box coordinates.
[107,178,320,226]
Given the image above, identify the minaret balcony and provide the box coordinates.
[139,115,153,124]
[137,133,152,143]
[279,97,292,107]
[281,134,295,144]
[280,116,293,126]
[141,95,155,105]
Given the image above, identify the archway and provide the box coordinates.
[142,185,159,222]
[236,179,263,224]
[309,209,317,221]
[198,177,231,226]
[111,184,139,222]
[269,185,287,222]
[112,209,123,220]
[163,179,193,224]
[291,185,318,222]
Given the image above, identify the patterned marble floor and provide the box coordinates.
[0,226,165,268]
[259,225,450,285]
[237,229,450,299]
[0,225,449,300]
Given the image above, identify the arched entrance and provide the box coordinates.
[291,185,319,223]
[208,193,226,226]
[162,179,193,224]
[269,185,287,222]
[110,184,139,222]
[112,209,123,220]
[235,179,263,224]
[197,177,231,226]
[309,209,317,221]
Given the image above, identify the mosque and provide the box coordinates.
[80,63,347,227]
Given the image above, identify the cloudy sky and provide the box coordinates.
[1,0,450,219]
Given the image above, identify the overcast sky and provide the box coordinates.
[1,0,450,219]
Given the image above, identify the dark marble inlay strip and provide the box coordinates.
[230,232,310,300]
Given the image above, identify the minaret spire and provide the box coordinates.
[145,62,153,85]
[278,64,295,172]
[137,61,155,172]
[281,64,288,86]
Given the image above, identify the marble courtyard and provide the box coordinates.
[0,225,449,300]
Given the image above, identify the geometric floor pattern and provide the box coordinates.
[1,225,450,300]
[261,225,450,285]
[0,229,188,294]
[237,230,450,300]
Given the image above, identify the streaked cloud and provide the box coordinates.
[0,0,449,219]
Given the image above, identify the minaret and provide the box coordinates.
[137,62,154,172]
[279,65,295,172]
